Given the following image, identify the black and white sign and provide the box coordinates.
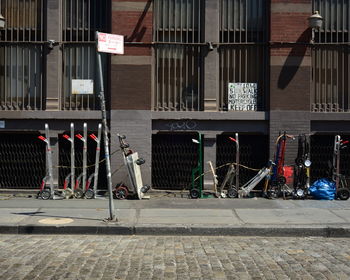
[228,83,257,111]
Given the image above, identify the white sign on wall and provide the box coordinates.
[97,32,124,55]
[228,83,258,111]
[72,79,94,95]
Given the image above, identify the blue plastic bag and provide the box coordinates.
[309,179,336,200]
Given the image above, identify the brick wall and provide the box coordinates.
[110,0,153,111]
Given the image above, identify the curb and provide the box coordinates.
[1,225,350,237]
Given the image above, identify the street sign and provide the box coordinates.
[72,79,94,94]
[228,83,257,111]
[97,32,124,55]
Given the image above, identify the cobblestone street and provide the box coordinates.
[0,235,349,280]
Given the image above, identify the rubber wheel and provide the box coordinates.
[40,189,51,200]
[227,187,238,198]
[74,188,84,199]
[136,158,145,165]
[63,189,73,199]
[114,186,129,200]
[277,176,287,187]
[189,188,200,199]
[84,189,95,199]
[267,186,279,199]
[337,188,350,200]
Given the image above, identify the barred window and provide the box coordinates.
[62,0,109,110]
[0,0,44,111]
[219,0,268,111]
[311,0,350,112]
[153,0,203,111]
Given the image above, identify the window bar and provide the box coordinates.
[185,0,189,110]
[191,1,194,111]
[87,0,90,41]
[82,0,84,42]
[198,0,201,111]
[35,0,39,40]
[76,0,79,42]
[28,47,31,109]
[227,0,231,109]
[22,46,24,109]
[4,46,7,108]
[179,2,183,111]
[245,0,247,82]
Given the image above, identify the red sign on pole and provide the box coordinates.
[97,32,124,55]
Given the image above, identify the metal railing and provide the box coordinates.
[219,0,268,111]
[311,0,350,112]
[153,0,203,111]
[61,0,109,110]
[0,0,45,111]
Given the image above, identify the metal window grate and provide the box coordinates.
[219,0,268,111]
[311,0,350,112]
[152,133,199,190]
[153,0,203,111]
[0,133,46,189]
[61,0,109,111]
[0,0,45,111]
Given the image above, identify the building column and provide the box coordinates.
[46,0,62,110]
[269,1,312,164]
[203,133,217,190]
[204,0,219,111]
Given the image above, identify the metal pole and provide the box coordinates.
[235,133,239,190]
[96,31,116,221]
[93,123,102,195]
[45,124,54,198]
[70,123,75,192]
[82,123,88,191]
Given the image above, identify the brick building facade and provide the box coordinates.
[0,0,349,190]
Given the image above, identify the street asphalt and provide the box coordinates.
[0,193,350,237]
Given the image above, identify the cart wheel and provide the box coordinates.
[40,189,51,200]
[63,189,73,199]
[277,176,287,187]
[136,158,145,165]
[84,189,95,199]
[267,187,279,199]
[294,188,306,199]
[337,188,350,200]
[74,188,84,199]
[227,188,238,198]
[189,188,200,199]
[114,186,129,200]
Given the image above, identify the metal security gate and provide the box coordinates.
[152,133,199,190]
[310,135,350,182]
[59,132,107,189]
[216,134,268,189]
[0,133,45,188]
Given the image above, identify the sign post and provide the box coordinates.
[96,31,124,221]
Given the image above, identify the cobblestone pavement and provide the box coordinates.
[0,235,350,280]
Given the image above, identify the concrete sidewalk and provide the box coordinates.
[0,195,350,237]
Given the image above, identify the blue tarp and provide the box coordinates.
[309,179,336,200]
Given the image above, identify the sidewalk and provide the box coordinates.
[0,194,350,237]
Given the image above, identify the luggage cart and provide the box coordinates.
[37,124,63,200]
[218,134,240,198]
[74,123,88,199]
[84,123,102,199]
[114,135,149,199]
[332,135,350,200]
[293,134,311,199]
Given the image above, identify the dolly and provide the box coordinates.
[293,134,311,199]
[37,124,65,200]
[189,134,204,199]
[114,134,149,199]
[332,135,350,200]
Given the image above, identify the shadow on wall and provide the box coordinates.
[277,28,311,90]
[126,0,152,42]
